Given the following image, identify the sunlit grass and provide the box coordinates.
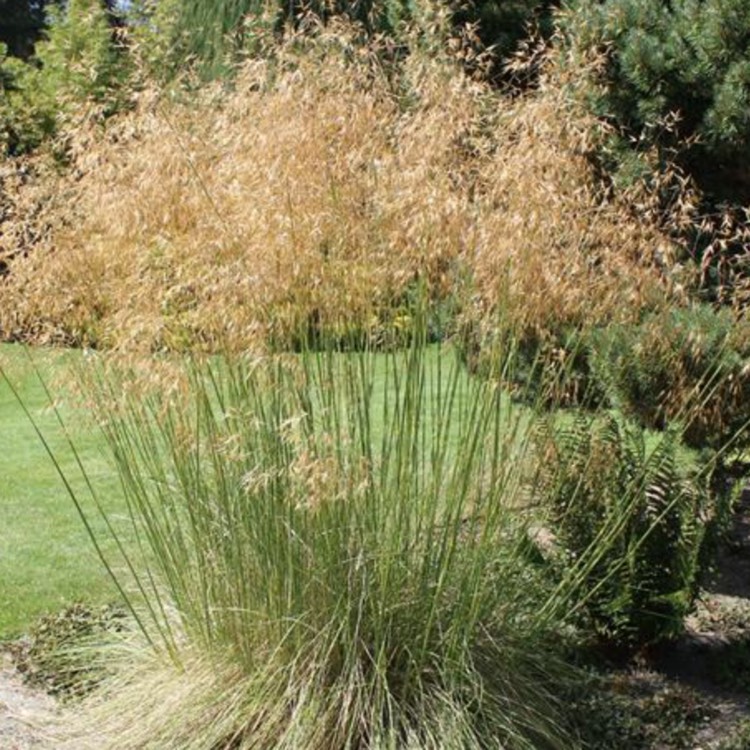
[0,344,122,637]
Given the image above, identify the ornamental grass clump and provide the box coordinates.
[0,22,679,355]
[11,331,734,746]
[0,26,481,352]
[53,340,578,750]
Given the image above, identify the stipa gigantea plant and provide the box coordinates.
[0,23,680,355]
[41,334,579,750]
[0,27,483,352]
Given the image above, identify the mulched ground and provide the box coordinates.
[641,487,750,748]
[0,652,57,750]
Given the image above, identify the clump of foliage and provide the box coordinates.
[718,719,750,750]
[131,0,279,80]
[592,305,750,450]
[10,602,126,700]
[45,342,597,749]
[453,51,674,404]
[561,0,750,201]
[0,0,128,156]
[27,334,736,747]
[461,322,608,409]
[0,29,486,350]
[535,416,710,648]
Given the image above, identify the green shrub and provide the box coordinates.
[130,0,554,80]
[459,320,608,409]
[0,43,56,153]
[591,305,750,450]
[1,0,128,155]
[718,719,750,750]
[561,0,750,201]
[509,327,607,408]
[535,416,709,648]
[132,0,277,80]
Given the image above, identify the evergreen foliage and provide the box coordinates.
[130,0,554,79]
[592,305,750,450]
[563,0,750,200]
[0,0,128,155]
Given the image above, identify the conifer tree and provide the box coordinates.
[1,0,127,154]
[566,0,750,199]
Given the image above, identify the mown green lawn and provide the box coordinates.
[0,344,122,638]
